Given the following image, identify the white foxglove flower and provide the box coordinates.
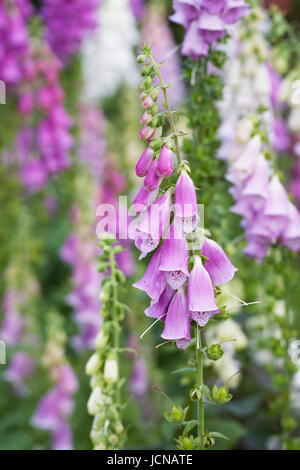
[82,0,139,101]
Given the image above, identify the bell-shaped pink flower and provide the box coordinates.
[282,202,300,252]
[240,156,270,211]
[159,222,189,289]
[133,185,159,214]
[133,190,172,259]
[188,256,218,327]
[264,175,290,236]
[161,288,190,340]
[198,11,226,44]
[144,159,163,191]
[244,238,268,262]
[176,331,192,350]
[175,169,198,233]
[233,135,261,179]
[133,247,166,301]
[157,145,174,177]
[136,147,154,177]
[201,238,238,286]
[145,286,174,319]
[181,21,209,60]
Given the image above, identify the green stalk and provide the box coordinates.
[196,324,205,448]
[110,251,120,404]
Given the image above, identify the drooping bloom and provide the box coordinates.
[161,288,190,340]
[188,256,219,327]
[201,238,238,286]
[135,147,154,177]
[133,247,166,301]
[170,0,249,60]
[175,169,198,233]
[159,222,189,289]
[132,190,172,259]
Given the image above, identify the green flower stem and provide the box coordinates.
[148,54,182,165]
[110,250,120,405]
[196,325,205,448]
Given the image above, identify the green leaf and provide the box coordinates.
[209,431,230,440]
[171,367,196,375]
[182,420,198,436]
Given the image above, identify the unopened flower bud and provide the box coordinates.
[206,343,224,361]
[95,328,110,349]
[104,354,119,384]
[108,434,118,445]
[141,66,150,76]
[141,96,153,109]
[140,111,152,125]
[137,54,146,63]
[149,88,159,102]
[135,147,154,177]
[141,76,153,90]
[115,422,124,434]
[157,145,174,177]
[139,125,153,140]
[236,118,254,143]
[144,160,163,191]
[87,386,103,415]
[86,353,102,375]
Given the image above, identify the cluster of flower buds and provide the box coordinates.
[131,45,238,349]
[17,41,73,191]
[0,0,32,85]
[31,312,78,450]
[86,234,128,450]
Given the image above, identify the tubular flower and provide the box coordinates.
[170,0,249,60]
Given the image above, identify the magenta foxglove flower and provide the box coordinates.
[264,175,290,236]
[144,285,174,319]
[133,185,159,214]
[133,190,172,258]
[136,147,154,177]
[144,159,163,191]
[4,352,36,396]
[175,169,198,233]
[188,256,219,327]
[239,156,270,211]
[176,331,191,351]
[282,202,300,252]
[159,222,189,289]
[273,117,291,153]
[130,357,149,398]
[170,0,249,60]
[161,288,190,340]
[133,247,167,301]
[41,0,101,63]
[201,238,238,286]
[52,421,73,451]
[157,145,174,177]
